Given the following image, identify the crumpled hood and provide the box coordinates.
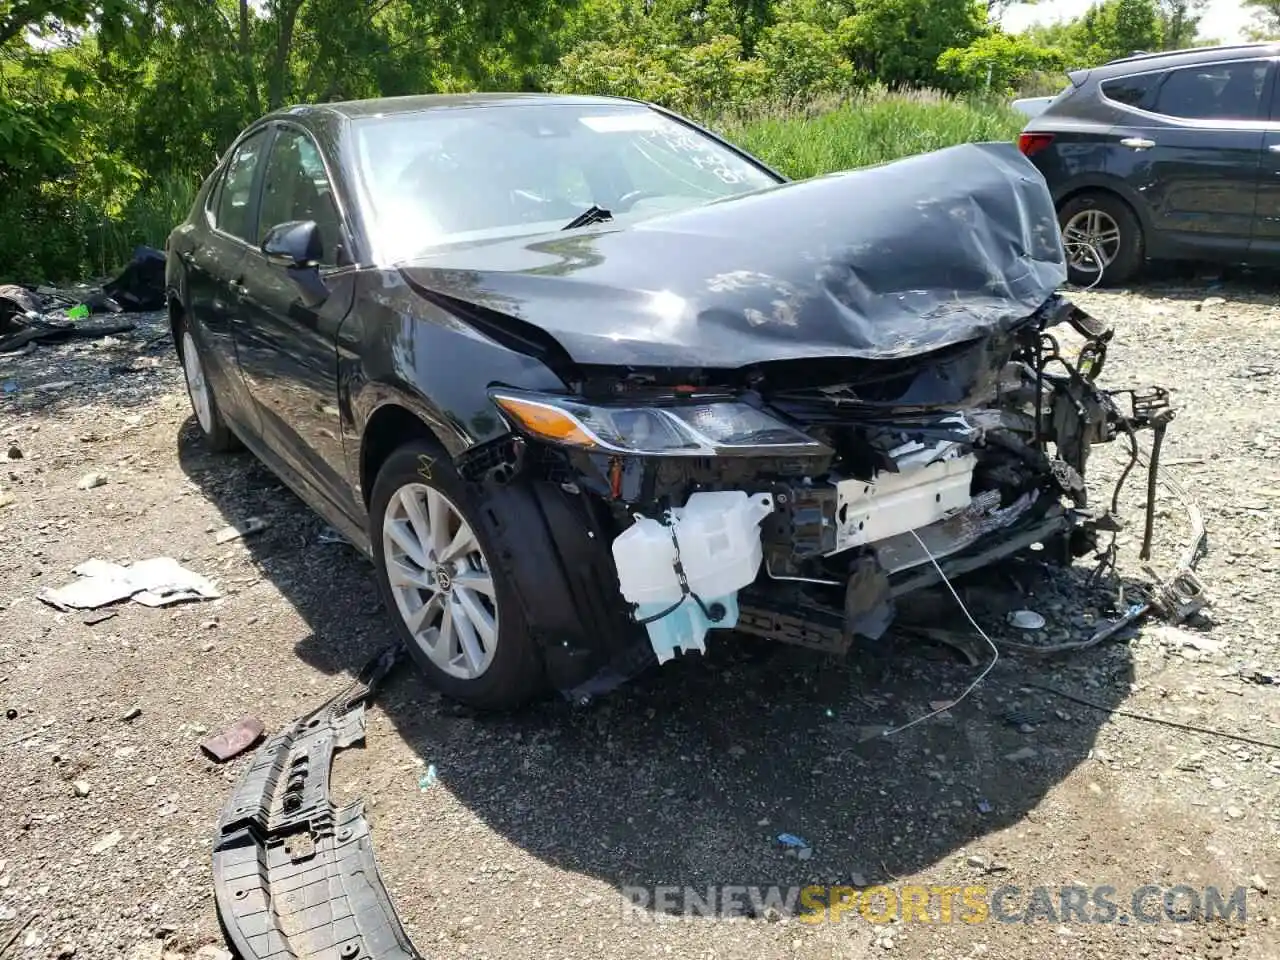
[397,142,1066,368]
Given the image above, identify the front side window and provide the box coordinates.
[351,103,780,262]
[214,130,268,243]
[258,128,344,266]
[1154,60,1269,121]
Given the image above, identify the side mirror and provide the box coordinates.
[262,220,322,268]
[261,220,328,306]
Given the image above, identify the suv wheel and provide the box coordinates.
[369,439,545,710]
[1059,192,1143,287]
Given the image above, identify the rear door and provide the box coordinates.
[1108,57,1272,258]
[182,129,269,435]
[232,122,360,517]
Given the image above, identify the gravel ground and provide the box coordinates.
[0,279,1277,960]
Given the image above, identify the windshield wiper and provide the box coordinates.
[562,205,613,231]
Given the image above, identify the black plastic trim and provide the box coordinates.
[212,647,421,960]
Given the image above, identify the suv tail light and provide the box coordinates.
[1017,133,1055,157]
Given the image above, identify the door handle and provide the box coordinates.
[230,277,248,298]
[177,250,194,265]
[1268,144,1280,153]
[1120,137,1155,150]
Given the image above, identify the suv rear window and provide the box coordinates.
[1101,73,1160,108]
[1153,60,1268,120]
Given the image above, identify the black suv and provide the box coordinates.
[1019,42,1280,285]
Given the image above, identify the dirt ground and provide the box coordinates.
[0,277,1278,960]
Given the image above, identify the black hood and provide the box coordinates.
[397,142,1066,369]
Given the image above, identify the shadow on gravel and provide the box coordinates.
[177,418,1136,912]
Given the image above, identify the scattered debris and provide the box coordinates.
[193,948,233,960]
[214,517,269,544]
[212,648,417,960]
[121,706,142,722]
[417,764,438,790]
[1001,707,1036,726]
[1155,624,1224,654]
[0,913,36,958]
[1007,609,1046,630]
[75,472,107,491]
[5,445,21,460]
[81,610,117,626]
[976,799,993,814]
[0,488,11,509]
[37,558,222,610]
[1003,746,1038,762]
[1250,874,1269,895]
[316,526,348,545]
[72,780,90,798]
[90,830,122,854]
[199,716,265,762]
[777,833,813,860]
[103,246,167,312]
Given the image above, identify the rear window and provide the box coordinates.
[1153,60,1268,120]
[1101,72,1161,108]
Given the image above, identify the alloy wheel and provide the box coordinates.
[1062,208,1122,275]
[381,483,499,680]
[181,329,214,434]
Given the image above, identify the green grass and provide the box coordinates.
[719,88,1027,180]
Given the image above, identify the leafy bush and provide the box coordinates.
[937,33,1066,96]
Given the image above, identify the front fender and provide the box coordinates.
[341,270,569,484]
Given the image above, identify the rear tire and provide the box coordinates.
[176,318,239,452]
[369,439,545,710]
[1059,191,1144,287]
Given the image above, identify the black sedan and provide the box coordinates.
[166,93,1166,709]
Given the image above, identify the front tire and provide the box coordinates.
[1059,191,1144,287]
[369,439,545,710]
[176,319,239,452]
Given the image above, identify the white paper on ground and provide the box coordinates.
[38,557,222,610]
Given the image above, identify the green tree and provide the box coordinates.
[1077,0,1164,62]
[839,0,986,89]
[937,31,1064,94]
[1158,0,1205,48]
[1244,0,1280,36]
[755,19,853,100]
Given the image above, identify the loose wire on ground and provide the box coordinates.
[873,529,1001,739]
[1020,679,1280,751]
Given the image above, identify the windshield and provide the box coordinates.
[351,102,779,262]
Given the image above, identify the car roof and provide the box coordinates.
[1083,42,1280,82]
[268,92,644,123]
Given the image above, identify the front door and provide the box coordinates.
[231,123,360,518]
[1109,57,1272,259]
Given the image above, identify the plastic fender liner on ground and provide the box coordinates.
[211,646,424,960]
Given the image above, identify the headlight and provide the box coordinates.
[489,390,829,457]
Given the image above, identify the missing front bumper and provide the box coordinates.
[211,648,422,960]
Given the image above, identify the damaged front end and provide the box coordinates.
[461,295,1172,699]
